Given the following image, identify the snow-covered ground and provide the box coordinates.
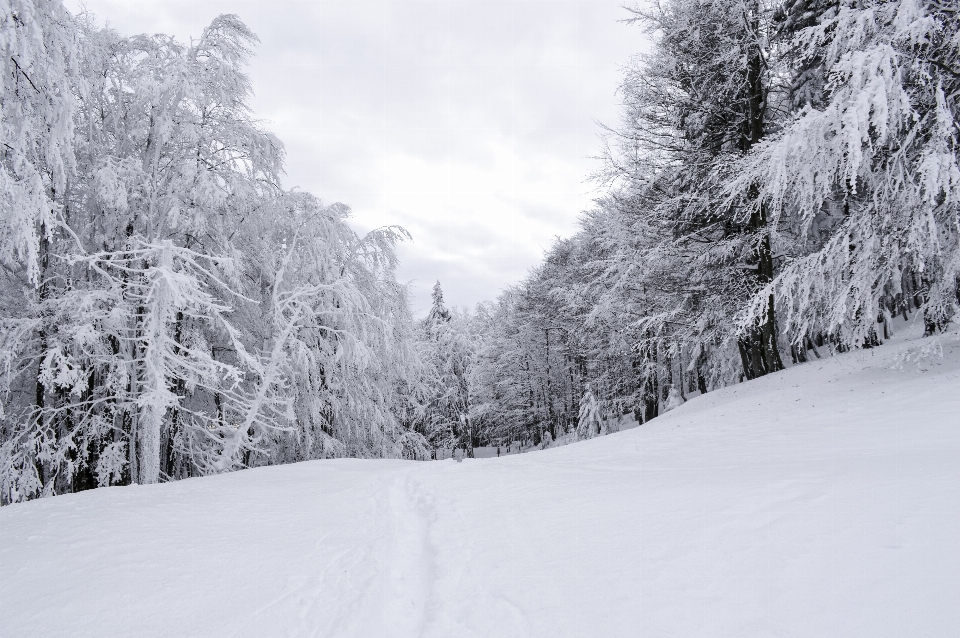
[2,329,959,638]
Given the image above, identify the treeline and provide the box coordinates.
[0,2,441,502]
[1,0,958,500]
[419,0,960,451]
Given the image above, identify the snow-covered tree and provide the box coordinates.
[252,194,428,462]
[728,0,960,346]
[418,283,482,452]
[595,0,788,386]
[0,0,80,283]
[426,280,451,324]
[0,5,427,502]
[577,384,603,439]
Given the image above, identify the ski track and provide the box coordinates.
[379,474,433,637]
[358,470,529,637]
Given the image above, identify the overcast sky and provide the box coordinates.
[64,0,643,315]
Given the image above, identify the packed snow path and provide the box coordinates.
[2,332,959,637]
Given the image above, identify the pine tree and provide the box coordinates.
[426,280,451,325]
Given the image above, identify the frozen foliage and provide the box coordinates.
[417,283,480,452]
[0,5,432,502]
[576,384,603,438]
[448,0,958,448]
[257,196,427,462]
[729,0,960,345]
[0,0,78,285]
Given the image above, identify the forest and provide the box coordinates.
[1,0,957,503]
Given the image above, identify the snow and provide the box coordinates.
[2,332,959,637]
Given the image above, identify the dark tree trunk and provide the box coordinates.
[736,6,785,381]
[32,221,53,489]
[738,340,754,381]
[696,363,708,395]
[162,311,188,480]
[71,370,99,492]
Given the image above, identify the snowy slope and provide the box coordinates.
[2,330,959,638]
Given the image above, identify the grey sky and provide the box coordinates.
[64,0,643,315]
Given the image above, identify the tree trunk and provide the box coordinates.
[696,358,709,395]
[736,5,785,381]
[33,222,50,490]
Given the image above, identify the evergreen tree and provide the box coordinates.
[426,280,451,325]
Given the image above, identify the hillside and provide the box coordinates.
[2,327,959,638]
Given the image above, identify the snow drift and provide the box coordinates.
[2,330,959,637]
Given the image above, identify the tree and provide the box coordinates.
[426,280,451,324]
[0,0,80,283]
[419,282,480,453]
[577,384,603,439]
[0,6,429,502]
[596,0,786,387]
[727,0,960,347]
